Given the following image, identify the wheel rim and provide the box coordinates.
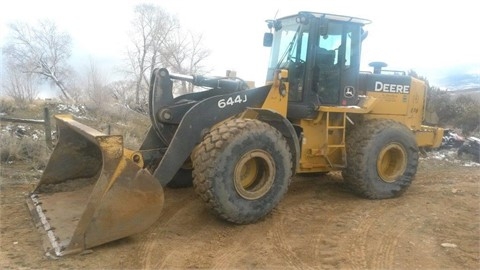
[234,150,275,200]
[376,143,407,183]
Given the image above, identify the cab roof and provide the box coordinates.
[278,11,371,26]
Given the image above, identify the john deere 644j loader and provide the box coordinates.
[27,12,443,256]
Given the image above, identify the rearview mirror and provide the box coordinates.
[361,29,369,41]
[319,17,328,36]
[263,33,273,47]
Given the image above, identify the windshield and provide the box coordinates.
[266,17,308,81]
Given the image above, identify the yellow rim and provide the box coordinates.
[234,150,275,200]
[376,143,407,183]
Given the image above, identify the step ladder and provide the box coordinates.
[323,111,347,168]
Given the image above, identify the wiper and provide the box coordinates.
[276,25,301,69]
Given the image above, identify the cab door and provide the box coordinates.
[312,21,362,106]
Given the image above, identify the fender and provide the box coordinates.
[242,108,300,173]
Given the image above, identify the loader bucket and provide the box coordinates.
[26,115,164,257]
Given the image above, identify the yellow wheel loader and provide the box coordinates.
[27,12,443,256]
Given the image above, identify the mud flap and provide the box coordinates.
[26,115,164,256]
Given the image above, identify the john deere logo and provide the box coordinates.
[344,86,355,98]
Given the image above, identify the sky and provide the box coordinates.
[1,0,479,97]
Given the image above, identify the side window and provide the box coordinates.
[317,23,354,68]
[314,22,345,105]
[288,30,309,102]
[318,33,342,65]
[299,32,308,61]
[345,32,351,67]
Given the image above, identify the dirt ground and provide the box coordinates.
[1,153,479,269]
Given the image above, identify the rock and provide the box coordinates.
[441,243,457,248]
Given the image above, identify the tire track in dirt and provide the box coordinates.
[206,231,244,269]
[139,189,252,269]
[207,225,264,269]
[137,188,201,269]
[264,175,364,269]
[371,221,415,270]
[313,202,368,270]
[271,179,327,269]
[345,208,373,269]
[270,197,346,269]
[345,201,418,269]
[110,164,479,269]
[270,208,315,270]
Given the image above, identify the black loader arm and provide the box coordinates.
[145,68,270,186]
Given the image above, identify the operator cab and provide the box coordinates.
[264,12,370,119]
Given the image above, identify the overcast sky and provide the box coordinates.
[1,0,478,94]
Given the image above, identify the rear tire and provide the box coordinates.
[342,119,419,199]
[192,118,292,224]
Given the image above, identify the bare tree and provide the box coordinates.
[109,79,136,106]
[126,4,179,105]
[1,63,39,105]
[2,20,73,101]
[125,4,212,103]
[161,30,211,95]
[83,58,111,109]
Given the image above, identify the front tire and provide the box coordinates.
[192,118,293,224]
[342,119,419,199]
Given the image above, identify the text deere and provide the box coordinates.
[374,81,410,94]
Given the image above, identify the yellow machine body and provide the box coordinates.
[26,11,444,257]
[259,72,443,174]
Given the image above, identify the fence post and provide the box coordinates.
[44,107,53,149]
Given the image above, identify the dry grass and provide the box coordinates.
[1,99,151,171]
[0,133,50,170]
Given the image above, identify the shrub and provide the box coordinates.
[0,133,50,170]
[0,98,16,115]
